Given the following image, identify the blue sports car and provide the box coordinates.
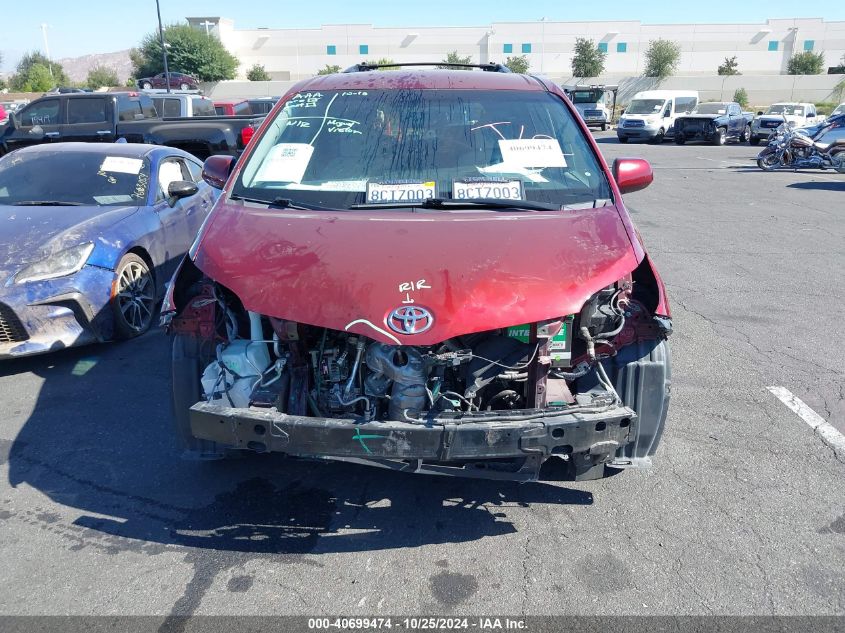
[0,143,216,359]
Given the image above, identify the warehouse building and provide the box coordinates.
[186,16,845,80]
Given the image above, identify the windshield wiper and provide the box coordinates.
[350,197,561,211]
[228,194,331,211]
[12,201,86,206]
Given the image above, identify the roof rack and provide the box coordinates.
[342,62,512,73]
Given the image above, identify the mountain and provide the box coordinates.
[55,50,133,84]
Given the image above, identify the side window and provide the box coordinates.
[729,105,739,116]
[186,160,203,183]
[162,99,181,118]
[663,101,672,117]
[674,97,697,114]
[67,98,107,124]
[235,102,252,115]
[118,98,144,121]
[19,99,60,126]
[157,159,190,200]
[192,98,216,116]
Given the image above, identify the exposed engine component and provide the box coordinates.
[365,343,429,420]
[197,281,639,423]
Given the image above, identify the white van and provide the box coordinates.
[617,90,699,143]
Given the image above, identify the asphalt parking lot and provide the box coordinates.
[0,133,843,621]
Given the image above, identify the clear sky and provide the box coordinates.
[2,0,844,72]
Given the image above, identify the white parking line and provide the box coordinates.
[767,386,845,457]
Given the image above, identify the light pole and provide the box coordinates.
[155,0,171,93]
[40,23,54,79]
[540,17,547,73]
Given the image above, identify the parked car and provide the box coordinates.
[214,100,253,116]
[674,102,755,145]
[749,103,821,145]
[137,72,200,91]
[151,94,217,118]
[0,92,265,159]
[164,65,673,483]
[0,104,6,125]
[246,97,280,116]
[0,143,216,359]
[0,100,30,114]
[617,90,699,143]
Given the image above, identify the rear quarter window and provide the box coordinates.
[234,102,252,116]
[192,98,216,117]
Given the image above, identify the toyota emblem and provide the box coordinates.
[387,306,434,335]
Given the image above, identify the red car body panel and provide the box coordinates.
[193,205,640,346]
[189,70,670,341]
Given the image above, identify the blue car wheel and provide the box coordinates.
[112,253,155,338]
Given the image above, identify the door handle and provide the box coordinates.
[96,130,111,135]
[44,132,60,138]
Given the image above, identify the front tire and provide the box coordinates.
[618,136,628,144]
[713,127,727,146]
[651,128,665,144]
[675,135,686,145]
[739,125,749,143]
[601,123,607,131]
[111,253,155,339]
[142,81,152,90]
[180,83,189,91]
[757,152,782,171]
[749,135,760,146]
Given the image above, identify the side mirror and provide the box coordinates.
[202,155,235,190]
[612,158,653,195]
[167,179,199,207]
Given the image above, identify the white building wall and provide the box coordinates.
[186,17,845,80]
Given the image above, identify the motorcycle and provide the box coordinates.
[756,118,845,173]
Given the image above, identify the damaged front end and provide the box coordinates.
[165,260,671,482]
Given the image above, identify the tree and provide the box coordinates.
[10,51,68,91]
[570,38,606,78]
[364,58,399,70]
[86,65,119,90]
[504,55,530,74]
[246,63,271,81]
[732,88,749,109]
[717,56,740,76]
[131,24,239,81]
[316,64,342,75]
[787,51,825,75]
[643,39,681,78]
[438,51,472,69]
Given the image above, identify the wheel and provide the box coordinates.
[739,125,749,143]
[832,152,845,174]
[180,83,189,91]
[749,135,760,146]
[618,136,628,144]
[651,128,665,144]
[142,82,152,90]
[674,135,686,145]
[172,331,231,459]
[713,127,727,146]
[111,253,155,339]
[600,123,607,131]
[757,153,781,171]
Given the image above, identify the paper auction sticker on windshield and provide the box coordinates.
[452,178,524,201]
[100,157,144,175]
[366,180,436,204]
[498,139,567,168]
[253,143,315,183]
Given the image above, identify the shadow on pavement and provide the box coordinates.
[4,331,593,619]
[787,180,845,192]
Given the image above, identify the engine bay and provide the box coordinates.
[194,282,644,424]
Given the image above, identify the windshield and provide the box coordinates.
[832,106,845,117]
[767,105,804,116]
[625,99,665,115]
[694,103,728,115]
[232,89,611,210]
[571,90,604,104]
[0,151,150,206]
